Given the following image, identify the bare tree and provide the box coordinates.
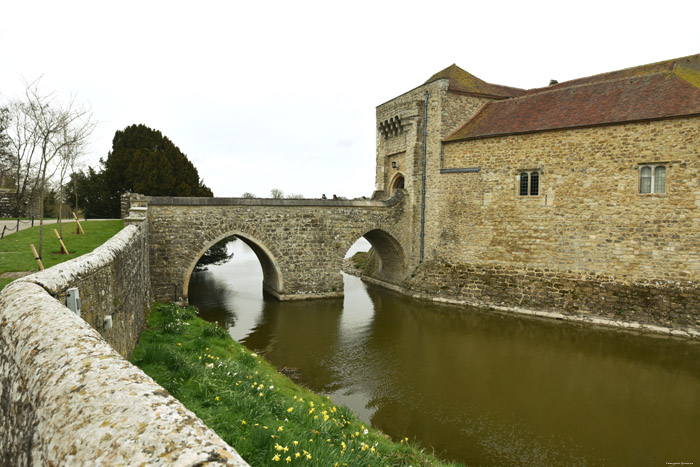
[55,127,85,236]
[0,105,12,187]
[11,78,95,257]
[270,188,284,199]
[5,99,41,217]
[241,192,256,198]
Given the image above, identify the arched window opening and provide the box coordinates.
[654,166,666,193]
[639,164,667,194]
[519,170,540,196]
[390,174,405,195]
[519,172,529,196]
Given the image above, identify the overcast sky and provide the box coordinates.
[1,0,698,198]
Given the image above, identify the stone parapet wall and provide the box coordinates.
[16,223,151,357]
[0,222,248,465]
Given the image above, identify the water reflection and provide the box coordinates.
[189,240,700,466]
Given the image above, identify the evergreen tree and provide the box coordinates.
[97,124,213,216]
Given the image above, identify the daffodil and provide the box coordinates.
[272,454,280,462]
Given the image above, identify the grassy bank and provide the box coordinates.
[0,220,124,291]
[131,303,459,466]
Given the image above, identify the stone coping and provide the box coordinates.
[14,224,141,294]
[144,189,405,208]
[0,223,249,465]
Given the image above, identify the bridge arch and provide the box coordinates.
[343,227,407,283]
[183,231,284,301]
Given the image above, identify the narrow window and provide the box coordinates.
[519,170,541,196]
[519,173,529,196]
[640,166,652,193]
[654,166,666,193]
[530,172,539,196]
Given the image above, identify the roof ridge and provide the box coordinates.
[424,64,525,98]
[520,70,678,100]
[526,54,700,94]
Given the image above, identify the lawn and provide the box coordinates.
[0,220,124,291]
[132,303,460,467]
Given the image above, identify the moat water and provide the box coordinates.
[189,240,700,466]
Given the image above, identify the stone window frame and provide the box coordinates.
[517,169,541,197]
[638,163,668,195]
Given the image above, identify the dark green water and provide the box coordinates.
[189,241,700,466]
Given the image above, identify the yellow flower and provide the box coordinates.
[295,453,301,458]
[241,420,247,425]
[305,454,312,460]
[272,454,280,462]
[308,408,315,414]
[293,441,299,446]
[285,456,291,463]
[287,407,294,413]
[278,426,284,432]
[215,396,220,401]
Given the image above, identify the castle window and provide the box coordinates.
[519,170,540,196]
[639,164,666,194]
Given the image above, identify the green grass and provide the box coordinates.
[351,251,370,270]
[0,220,124,291]
[131,303,460,467]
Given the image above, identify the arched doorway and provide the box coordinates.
[390,173,405,195]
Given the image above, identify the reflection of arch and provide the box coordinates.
[183,231,283,300]
[389,173,405,195]
[348,228,406,282]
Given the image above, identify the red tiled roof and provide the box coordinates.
[425,64,526,99]
[445,54,700,142]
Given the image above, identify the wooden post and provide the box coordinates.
[30,244,44,270]
[54,229,70,255]
[72,212,85,235]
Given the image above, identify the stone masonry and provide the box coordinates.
[142,191,409,303]
[0,213,248,465]
[376,55,700,333]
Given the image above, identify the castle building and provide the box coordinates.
[375,54,700,327]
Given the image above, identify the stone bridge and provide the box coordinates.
[126,191,414,303]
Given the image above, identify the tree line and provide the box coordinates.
[0,80,228,266]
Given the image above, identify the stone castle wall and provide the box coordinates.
[375,79,492,273]
[407,116,700,331]
[0,221,248,465]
